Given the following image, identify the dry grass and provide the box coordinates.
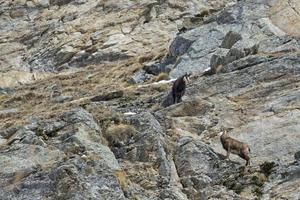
[258,49,300,57]
[138,54,154,64]
[86,105,124,131]
[151,83,169,92]
[103,124,137,147]
[155,72,169,82]
[0,94,9,103]
[0,55,166,134]
[0,59,139,127]
[113,170,129,189]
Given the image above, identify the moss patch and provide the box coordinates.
[155,72,169,82]
[260,161,277,176]
[113,170,130,190]
[104,124,137,147]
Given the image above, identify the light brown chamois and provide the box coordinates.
[219,129,251,166]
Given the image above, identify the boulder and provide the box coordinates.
[90,90,124,102]
[0,108,126,199]
[129,70,153,84]
[220,31,242,49]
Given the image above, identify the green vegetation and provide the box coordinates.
[155,72,169,82]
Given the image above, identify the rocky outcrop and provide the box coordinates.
[0,0,234,86]
[0,108,126,200]
[166,0,300,78]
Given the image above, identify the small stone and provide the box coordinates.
[56,45,77,65]
[53,95,73,103]
[294,151,300,161]
[50,0,72,6]
[129,70,153,84]
[9,9,26,19]
[90,90,124,101]
[0,108,19,117]
[221,31,242,49]
[34,0,50,7]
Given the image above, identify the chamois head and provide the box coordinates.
[218,127,233,137]
[183,72,192,84]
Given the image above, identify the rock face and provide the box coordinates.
[0,108,125,200]
[167,0,300,78]
[1,0,300,199]
[0,0,234,85]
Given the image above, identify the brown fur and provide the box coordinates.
[220,129,250,166]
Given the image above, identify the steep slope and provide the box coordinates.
[0,0,300,199]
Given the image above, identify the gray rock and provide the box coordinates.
[294,151,300,162]
[56,45,77,65]
[174,136,239,198]
[161,92,174,108]
[166,1,285,78]
[220,31,242,49]
[169,36,195,58]
[35,0,50,8]
[90,90,124,102]
[53,95,73,103]
[0,87,14,94]
[175,137,220,179]
[129,69,153,84]
[143,61,163,75]
[73,0,87,5]
[87,51,131,63]
[216,10,236,24]
[0,108,19,117]
[68,50,91,68]
[124,112,170,181]
[158,98,214,118]
[6,128,46,146]
[169,23,226,78]
[1,0,300,199]
[0,108,126,200]
[221,54,274,73]
[50,0,72,6]
[262,162,300,200]
[230,38,259,57]
[259,36,300,54]
[126,112,164,138]
[43,121,66,137]
[209,48,230,69]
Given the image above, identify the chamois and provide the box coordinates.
[219,128,251,166]
[172,73,191,104]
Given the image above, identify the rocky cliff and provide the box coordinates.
[0,0,300,199]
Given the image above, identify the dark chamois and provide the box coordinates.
[219,128,251,166]
[172,73,191,104]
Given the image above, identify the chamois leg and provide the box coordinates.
[245,159,250,166]
[179,91,185,102]
[226,146,231,161]
[243,156,250,174]
[172,93,177,104]
[175,94,181,103]
[177,96,182,103]
[245,155,250,166]
[241,148,250,166]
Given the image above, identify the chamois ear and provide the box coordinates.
[219,126,225,136]
[226,127,234,132]
[218,131,223,136]
[184,72,192,83]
